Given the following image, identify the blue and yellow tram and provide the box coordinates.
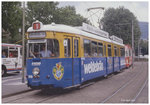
[26,21,126,89]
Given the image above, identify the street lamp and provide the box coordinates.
[138,39,141,60]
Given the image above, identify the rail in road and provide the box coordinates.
[2,61,148,103]
[100,61,148,103]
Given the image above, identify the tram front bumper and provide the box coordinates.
[28,80,41,87]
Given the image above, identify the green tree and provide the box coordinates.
[54,6,89,26]
[2,2,22,43]
[26,2,58,26]
[101,7,141,54]
[140,39,148,55]
[26,2,89,28]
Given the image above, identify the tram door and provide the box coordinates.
[72,37,80,86]
[64,36,80,86]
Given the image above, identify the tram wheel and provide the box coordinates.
[15,71,20,73]
[2,66,7,77]
[104,74,108,79]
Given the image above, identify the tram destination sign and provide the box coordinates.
[28,32,46,38]
[82,23,109,38]
[28,39,46,43]
[110,35,123,44]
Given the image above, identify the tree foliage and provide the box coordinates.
[54,6,89,26]
[26,2,58,26]
[2,2,22,43]
[101,7,141,53]
[2,2,89,43]
[140,40,148,55]
[26,2,89,28]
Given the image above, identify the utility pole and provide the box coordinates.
[22,2,25,83]
[132,20,134,69]
[138,39,140,61]
[115,21,134,69]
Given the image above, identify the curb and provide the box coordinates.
[2,89,33,98]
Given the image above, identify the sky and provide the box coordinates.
[58,1,148,27]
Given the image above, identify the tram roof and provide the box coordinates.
[111,40,124,46]
[27,23,124,46]
[2,43,22,47]
[27,23,112,43]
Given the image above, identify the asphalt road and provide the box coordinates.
[2,72,30,97]
[2,61,148,103]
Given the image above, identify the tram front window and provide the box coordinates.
[28,39,59,58]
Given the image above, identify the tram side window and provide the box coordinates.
[114,46,118,57]
[84,39,91,57]
[120,48,125,57]
[91,41,97,57]
[128,50,130,56]
[104,44,106,57]
[98,42,103,57]
[117,47,119,57]
[74,39,78,57]
[47,39,59,57]
[108,45,112,57]
[64,38,70,57]
[2,46,8,58]
[9,47,18,58]
[125,50,128,57]
[20,48,22,56]
[129,50,132,56]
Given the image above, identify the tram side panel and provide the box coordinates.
[125,45,130,68]
[73,58,81,85]
[106,57,113,74]
[120,57,126,69]
[80,57,107,82]
[125,45,132,68]
[113,57,120,72]
[27,58,78,88]
[129,48,133,66]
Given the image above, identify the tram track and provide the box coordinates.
[99,61,148,103]
[131,78,148,103]
[2,87,73,103]
[2,89,41,103]
[36,62,148,103]
[10,92,59,103]
[2,62,148,103]
[2,89,33,98]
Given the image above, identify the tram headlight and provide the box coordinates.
[32,67,40,76]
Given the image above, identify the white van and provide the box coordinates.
[2,43,22,76]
